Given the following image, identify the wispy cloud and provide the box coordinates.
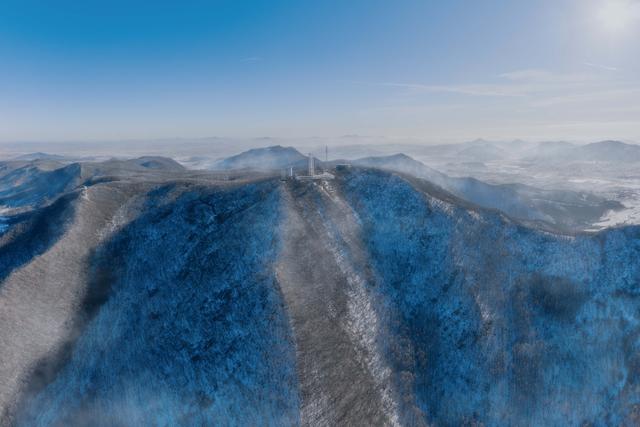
[380,82,527,97]
[530,87,640,107]
[241,56,261,63]
[359,68,640,140]
[499,69,593,83]
[379,69,590,98]
[584,62,618,72]
[378,68,630,101]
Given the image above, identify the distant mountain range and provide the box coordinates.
[0,156,185,214]
[571,140,640,162]
[13,152,69,162]
[211,146,622,232]
[520,140,640,163]
[361,139,640,165]
[450,139,640,163]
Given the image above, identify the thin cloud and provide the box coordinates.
[367,68,640,137]
[380,71,562,98]
[380,82,528,97]
[499,69,594,84]
[500,69,557,81]
[530,87,640,107]
[378,69,613,100]
[241,56,262,63]
[584,62,618,72]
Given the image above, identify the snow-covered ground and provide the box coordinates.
[419,157,640,229]
[591,188,640,229]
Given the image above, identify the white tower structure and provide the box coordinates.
[308,153,315,176]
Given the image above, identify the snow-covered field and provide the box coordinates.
[592,188,640,229]
[419,157,640,229]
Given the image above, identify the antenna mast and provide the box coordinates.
[308,153,315,176]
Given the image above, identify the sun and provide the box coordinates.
[596,0,634,33]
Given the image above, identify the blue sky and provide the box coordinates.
[0,0,638,142]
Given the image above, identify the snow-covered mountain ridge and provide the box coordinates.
[0,157,638,426]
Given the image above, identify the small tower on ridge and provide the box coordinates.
[308,153,315,176]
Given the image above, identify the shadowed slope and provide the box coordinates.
[0,183,139,425]
[340,169,640,426]
[14,180,300,427]
[0,163,82,210]
[0,192,79,284]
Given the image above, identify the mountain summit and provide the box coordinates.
[214,145,308,170]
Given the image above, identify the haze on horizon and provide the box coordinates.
[0,0,639,143]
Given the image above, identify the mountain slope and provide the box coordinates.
[353,153,622,232]
[13,153,68,162]
[0,166,638,426]
[278,179,400,426]
[3,178,300,427]
[0,156,187,215]
[215,145,308,170]
[341,169,640,426]
[573,140,640,162]
[123,156,186,171]
[0,163,82,211]
[0,183,139,424]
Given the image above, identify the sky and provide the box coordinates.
[0,0,639,143]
